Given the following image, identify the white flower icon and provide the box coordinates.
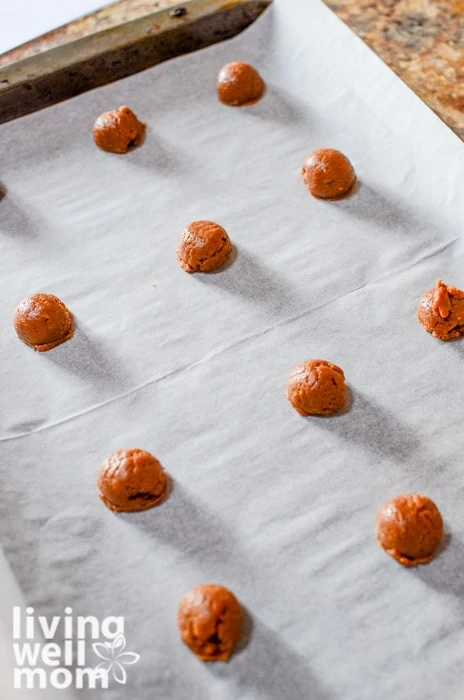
[92,634,140,684]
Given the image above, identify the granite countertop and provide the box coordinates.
[325,0,464,141]
[1,0,463,141]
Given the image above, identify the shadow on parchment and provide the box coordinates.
[446,337,464,356]
[0,185,42,238]
[234,605,254,657]
[248,85,307,127]
[125,479,241,568]
[128,126,195,176]
[209,614,329,700]
[336,182,433,236]
[196,245,299,316]
[414,533,464,599]
[6,416,48,435]
[312,388,420,461]
[45,323,130,391]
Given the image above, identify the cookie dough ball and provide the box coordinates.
[177,584,243,662]
[286,359,346,416]
[217,62,265,106]
[301,148,356,199]
[97,448,168,513]
[376,494,443,567]
[176,220,232,273]
[13,293,73,352]
[92,105,146,153]
[417,278,464,340]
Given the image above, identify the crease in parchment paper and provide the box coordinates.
[1,232,459,443]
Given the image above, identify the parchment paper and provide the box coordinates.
[1,1,464,698]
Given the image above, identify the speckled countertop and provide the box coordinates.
[2,0,464,140]
[326,0,464,141]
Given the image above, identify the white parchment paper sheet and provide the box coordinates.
[1,0,464,698]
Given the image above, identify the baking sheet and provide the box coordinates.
[1,0,464,698]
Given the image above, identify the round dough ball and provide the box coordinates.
[92,106,146,153]
[176,220,232,273]
[177,584,243,661]
[97,449,168,513]
[14,293,73,352]
[286,359,346,416]
[376,494,443,567]
[217,62,265,106]
[417,278,464,340]
[301,148,356,199]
